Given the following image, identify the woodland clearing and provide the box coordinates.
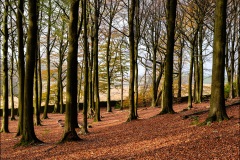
[0,98,239,160]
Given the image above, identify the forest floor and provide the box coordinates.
[0,97,240,160]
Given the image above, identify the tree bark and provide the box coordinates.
[93,0,101,121]
[205,0,229,123]
[10,11,16,121]
[16,0,25,136]
[61,0,81,142]
[134,0,140,116]
[177,38,184,100]
[19,0,42,145]
[127,0,137,121]
[198,23,204,103]
[160,0,177,114]
[1,0,9,133]
[43,0,52,119]
[82,0,89,134]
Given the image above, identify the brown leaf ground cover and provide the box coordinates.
[1,98,240,160]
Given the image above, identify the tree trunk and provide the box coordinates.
[229,13,237,99]
[54,26,66,113]
[134,0,140,116]
[160,0,177,114]
[82,0,89,134]
[93,0,101,121]
[198,23,204,103]
[236,0,240,98]
[34,3,41,126]
[43,0,52,119]
[237,41,240,97]
[61,0,81,142]
[120,55,124,110]
[10,12,16,121]
[1,0,9,133]
[187,43,194,109]
[106,10,112,112]
[19,0,42,145]
[127,0,137,121]
[89,35,93,115]
[34,53,41,126]
[194,33,200,103]
[16,0,25,136]
[205,0,229,123]
[152,47,157,107]
[177,38,184,100]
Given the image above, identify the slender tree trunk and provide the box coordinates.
[43,0,52,119]
[198,23,204,103]
[134,60,138,116]
[229,14,237,99]
[187,43,194,109]
[160,0,177,114]
[237,41,240,97]
[10,54,15,121]
[120,42,124,110]
[34,3,41,126]
[152,48,157,107]
[236,0,240,97]
[225,38,231,85]
[194,33,200,103]
[105,0,119,112]
[88,32,93,115]
[89,29,94,114]
[82,0,89,134]
[61,0,81,142]
[37,1,43,117]
[1,0,9,133]
[19,0,42,145]
[205,0,229,123]
[106,14,112,112]
[177,39,184,101]
[93,0,101,121]
[134,0,140,116]
[10,14,16,121]
[54,27,65,113]
[143,59,147,107]
[16,0,25,136]
[34,53,41,126]
[120,62,124,110]
[127,0,137,121]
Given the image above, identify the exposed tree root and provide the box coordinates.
[16,138,43,147]
[60,131,81,143]
[126,116,138,122]
[159,108,175,115]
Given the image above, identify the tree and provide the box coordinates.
[134,0,140,116]
[225,0,239,99]
[16,0,25,136]
[160,0,177,114]
[127,0,138,121]
[105,0,120,113]
[34,1,41,126]
[9,6,16,121]
[18,0,42,145]
[93,0,101,121]
[205,0,229,123]
[43,0,53,119]
[53,22,67,114]
[82,0,89,134]
[1,0,9,133]
[60,0,81,142]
